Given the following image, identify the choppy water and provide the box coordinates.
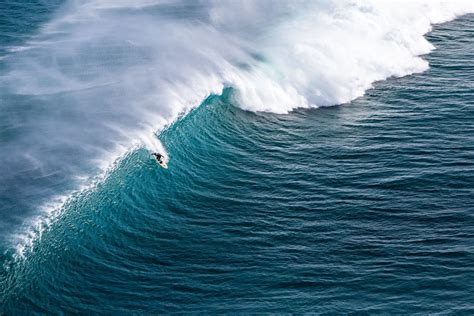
[1,1,474,314]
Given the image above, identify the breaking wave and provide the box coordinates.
[1,0,474,256]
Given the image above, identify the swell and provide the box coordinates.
[0,0,474,257]
[1,12,474,312]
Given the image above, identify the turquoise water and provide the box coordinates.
[1,1,474,314]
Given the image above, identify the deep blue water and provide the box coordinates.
[1,1,474,314]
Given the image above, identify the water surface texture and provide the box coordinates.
[1,1,474,314]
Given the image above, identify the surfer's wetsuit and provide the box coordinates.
[152,153,163,163]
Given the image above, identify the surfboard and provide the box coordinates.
[159,160,168,169]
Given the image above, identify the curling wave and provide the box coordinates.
[1,0,474,255]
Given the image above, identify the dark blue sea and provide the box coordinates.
[1,1,474,314]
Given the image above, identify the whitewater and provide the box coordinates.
[1,0,474,256]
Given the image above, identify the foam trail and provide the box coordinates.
[0,0,473,255]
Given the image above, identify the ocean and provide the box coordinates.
[1,0,474,313]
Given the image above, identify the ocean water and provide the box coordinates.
[1,1,474,314]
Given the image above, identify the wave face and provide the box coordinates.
[0,0,474,313]
[1,1,473,249]
[2,12,474,312]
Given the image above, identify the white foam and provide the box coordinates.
[227,0,474,113]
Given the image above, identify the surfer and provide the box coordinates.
[152,152,168,168]
[152,152,164,163]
